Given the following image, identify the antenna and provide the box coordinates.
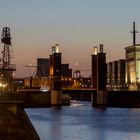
[131,21,138,46]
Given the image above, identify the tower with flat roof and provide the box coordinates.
[91,44,106,90]
[50,44,62,105]
[125,21,140,90]
[91,44,107,106]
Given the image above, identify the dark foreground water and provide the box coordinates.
[26,101,140,140]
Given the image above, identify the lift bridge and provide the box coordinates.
[0,27,16,93]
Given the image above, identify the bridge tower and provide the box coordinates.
[91,44,107,106]
[0,27,16,93]
[50,44,62,106]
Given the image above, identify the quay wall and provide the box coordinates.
[0,101,40,140]
[63,89,140,107]
[62,89,92,101]
[3,89,140,108]
[0,91,51,107]
[107,90,140,107]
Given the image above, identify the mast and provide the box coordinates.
[131,21,138,46]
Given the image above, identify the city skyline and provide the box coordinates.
[0,0,140,77]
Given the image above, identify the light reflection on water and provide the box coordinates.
[26,102,140,140]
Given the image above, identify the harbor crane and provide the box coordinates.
[23,64,43,77]
[0,27,16,93]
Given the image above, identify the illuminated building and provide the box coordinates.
[125,21,140,90]
[125,44,140,89]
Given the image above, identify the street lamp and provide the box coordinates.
[29,64,32,77]
[75,62,79,71]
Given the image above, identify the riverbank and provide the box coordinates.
[0,101,40,140]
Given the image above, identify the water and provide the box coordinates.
[26,101,140,140]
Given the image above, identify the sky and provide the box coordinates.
[0,0,140,77]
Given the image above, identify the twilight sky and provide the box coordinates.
[0,0,140,77]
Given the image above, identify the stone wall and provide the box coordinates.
[0,101,40,140]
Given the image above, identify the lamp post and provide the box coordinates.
[29,64,32,77]
[136,57,140,90]
[75,62,79,71]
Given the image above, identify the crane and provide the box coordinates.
[0,27,16,93]
[23,64,43,77]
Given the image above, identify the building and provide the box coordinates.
[118,59,125,86]
[61,64,72,89]
[36,58,50,77]
[61,64,72,78]
[112,61,118,85]
[24,77,50,89]
[125,44,140,89]
[107,59,125,90]
[124,21,140,90]
[107,62,112,85]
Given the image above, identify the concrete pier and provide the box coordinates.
[51,90,62,106]
[0,101,40,140]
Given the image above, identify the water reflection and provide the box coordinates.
[48,108,62,140]
[26,102,140,140]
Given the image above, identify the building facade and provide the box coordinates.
[61,64,72,78]
[107,59,125,90]
[36,58,50,77]
[107,62,112,85]
[112,61,118,85]
[118,59,125,86]
[125,44,140,90]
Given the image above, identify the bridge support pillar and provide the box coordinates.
[51,90,62,106]
[92,90,108,107]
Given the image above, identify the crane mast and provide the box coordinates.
[1,27,11,65]
[0,27,16,93]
